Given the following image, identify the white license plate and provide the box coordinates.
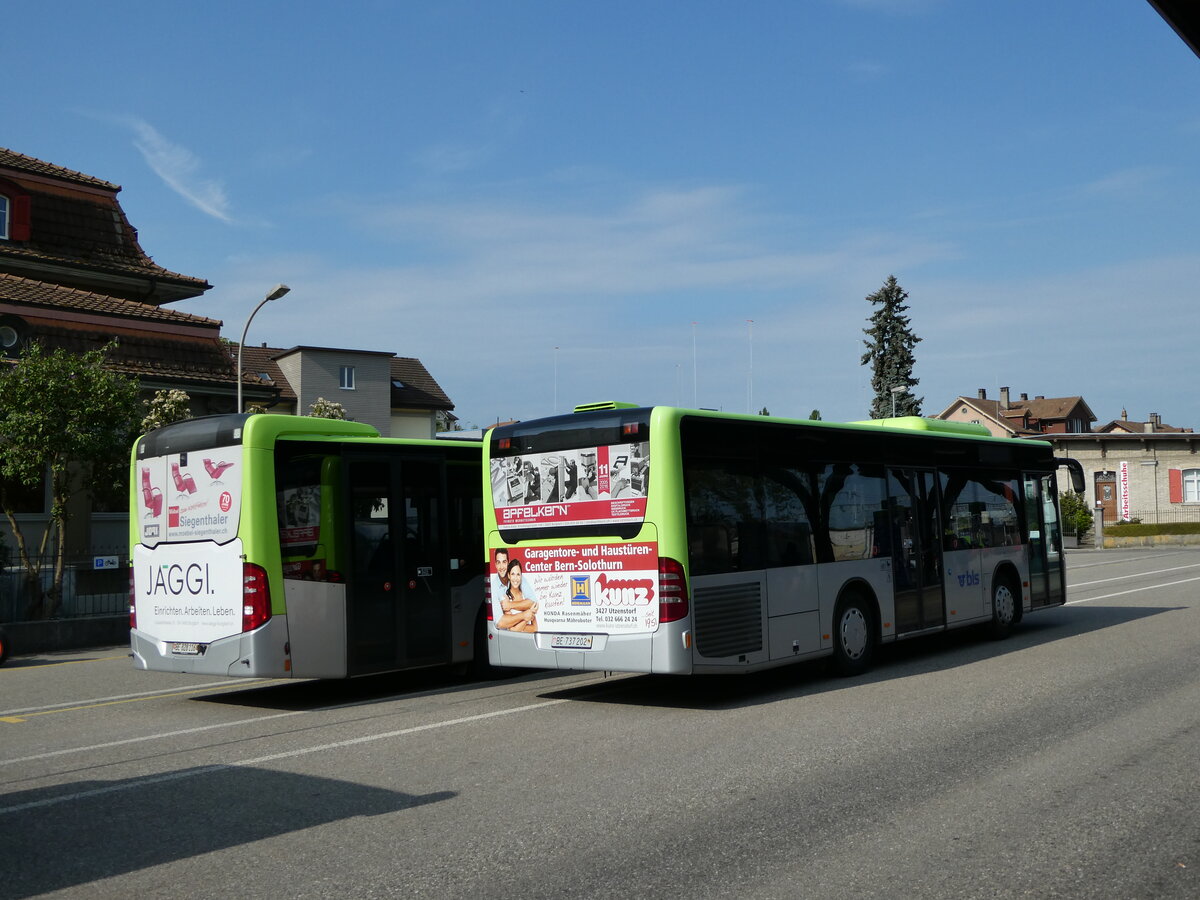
[550,634,593,649]
[170,642,201,655]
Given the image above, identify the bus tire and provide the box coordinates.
[831,592,875,677]
[0,626,9,667]
[989,574,1018,640]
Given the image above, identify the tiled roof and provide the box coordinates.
[237,344,295,399]
[26,324,238,386]
[391,356,453,410]
[0,147,119,190]
[0,149,210,302]
[0,272,220,326]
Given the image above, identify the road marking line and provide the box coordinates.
[1067,575,1200,605]
[1070,562,1200,589]
[7,654,130,669]
[0,698,568,815]
[0,711,307,766]
[0,679,282,718]
[0,680,291,723]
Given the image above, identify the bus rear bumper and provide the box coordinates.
[131,617,291,677]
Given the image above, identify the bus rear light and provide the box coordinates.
[242,563,272,632]
[658,556,689,624]
[484,575,494,621]
[128,568,137,629]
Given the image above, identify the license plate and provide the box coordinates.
[550,634,593,649]
[170,642,201,655]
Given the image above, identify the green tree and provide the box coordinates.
[809,409,822,421]
[861,275,923,419]
[758,406,770,416]
[0,342,141,618]
[308,397,348,419]
[141,388,192,433]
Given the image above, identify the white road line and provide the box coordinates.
[0,680,271,718]
[1069,562,1200,589]
[0,698,568,816]
[0,711,306,767]
[1066,575,1200,605]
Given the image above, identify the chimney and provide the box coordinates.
[978,388,987,400]
[1035,396,1045,400]
[1151,412,1161,430]
[1000,387,1011,410]
[1121,408,1128,420]
[1020,393,1029,402]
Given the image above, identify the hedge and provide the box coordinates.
[1104,522,1200,537]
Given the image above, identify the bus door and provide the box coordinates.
[1024,474,1065,608]
[887,468,945,634]
[345,455,449,674]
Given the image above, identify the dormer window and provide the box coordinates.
[0,179,31,241]
[339,365,356,390]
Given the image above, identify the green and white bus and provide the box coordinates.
[131,414,483,678]
[483,403,1082,676]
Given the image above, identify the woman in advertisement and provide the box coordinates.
[497,559,539,633]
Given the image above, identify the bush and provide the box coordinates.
[1059,491,1093,538]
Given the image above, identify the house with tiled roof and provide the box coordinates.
[936,387,1096,438]
[0,147,235,408]
[938,386,1199,527]
[235,343,455,438]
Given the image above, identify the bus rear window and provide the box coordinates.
[490,410,650,541]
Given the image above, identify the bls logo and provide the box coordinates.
[956,570,981,587]
[570,575,592,606]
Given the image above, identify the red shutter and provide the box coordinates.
[10,194,31,241]
[1168,469,1183,504]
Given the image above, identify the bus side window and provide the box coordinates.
[761,466,816,568]
[685,463,762,575]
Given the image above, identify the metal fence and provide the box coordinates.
[0,545,128,624]
[1102,507,1200,526]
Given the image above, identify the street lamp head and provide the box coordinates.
[266,284,290,302]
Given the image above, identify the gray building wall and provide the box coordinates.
[275,348,394,434]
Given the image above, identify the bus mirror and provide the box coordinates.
[1057,458,1085,494]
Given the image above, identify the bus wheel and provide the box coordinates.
[0,626,9,667]
[989,576,1017,640]
[832,593,874,677]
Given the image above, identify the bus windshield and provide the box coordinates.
[489,408,651,542]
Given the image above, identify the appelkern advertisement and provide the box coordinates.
[136,446,243,547]
[490,441,649,529]
[490,542,660,635]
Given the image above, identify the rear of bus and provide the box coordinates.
[484,403,691,674]
[129,414,376,677]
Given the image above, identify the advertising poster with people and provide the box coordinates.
[136,447,243,547]
[490,542,660,635]
[490,441,649,529]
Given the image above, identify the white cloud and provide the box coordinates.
[123,118,233,223]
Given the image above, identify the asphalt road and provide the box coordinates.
[2,548,1198,899]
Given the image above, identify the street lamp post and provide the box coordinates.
[236,284,290,412]
[890,384,906,418]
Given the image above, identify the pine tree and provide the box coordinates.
[861,275,923,419]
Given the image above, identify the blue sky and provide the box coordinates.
[6,1,1198,429]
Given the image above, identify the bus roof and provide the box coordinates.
[544,403,1051,449]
